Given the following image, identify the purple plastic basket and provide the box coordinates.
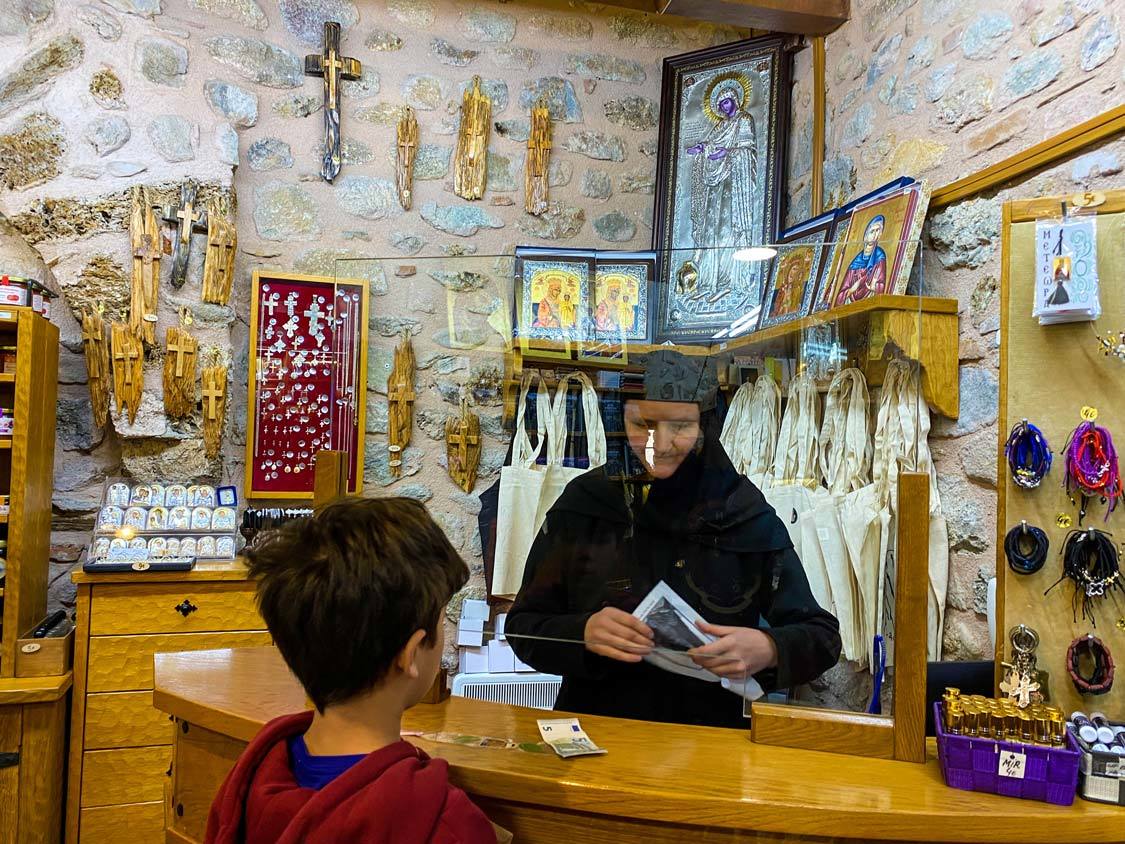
[933,702,1080,806]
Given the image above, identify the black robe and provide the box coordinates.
[506,432,842,729]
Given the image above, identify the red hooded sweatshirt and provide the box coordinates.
[206,712,497,844]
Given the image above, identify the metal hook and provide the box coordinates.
[1021,520,1028,535]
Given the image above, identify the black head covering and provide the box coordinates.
[550,352,791,553]
[640,349,719,411]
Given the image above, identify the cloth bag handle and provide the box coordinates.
[511,372,551,468]
[548,372,607,468]
[819,368,872,495]
[872,360,941,513]
[773,370,820,484]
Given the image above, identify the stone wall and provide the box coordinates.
[819,0,1123,662]
[0,0,750,661]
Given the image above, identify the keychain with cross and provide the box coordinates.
[162,180,210,289]
[306,21,362,183]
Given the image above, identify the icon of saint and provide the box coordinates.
[834,215,887,307]
[533,277,563,329]
[681,71,758,302]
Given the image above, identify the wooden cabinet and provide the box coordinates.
[0,676,71,844]
[64,563,269,844]
[0,308,69,844]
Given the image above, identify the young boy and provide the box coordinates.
[206,496,498,844]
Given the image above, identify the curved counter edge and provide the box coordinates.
[153,648,1123,844]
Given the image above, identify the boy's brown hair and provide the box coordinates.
[244,496,468,712]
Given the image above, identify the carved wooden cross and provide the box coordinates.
[388,382,415,409]
[114,342,140,387]
[168,332,193,378]
[202,382,223,420]
[162,180,210,289]
[448,422,479,467]
[305,21,361,183]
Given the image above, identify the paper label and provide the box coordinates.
[1056,513,1073,529]
[1081,406,1099,421]
[998,750,1027,780]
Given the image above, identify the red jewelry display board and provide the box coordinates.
[245,270,369,499]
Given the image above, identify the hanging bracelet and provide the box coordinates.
[1005,419,1052,489]
[1065,420,1123,520]
[1046,528,1123,625]
[1067,634,1115,696]
[1004,521,1049,575]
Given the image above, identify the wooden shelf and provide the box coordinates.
[709,295,957,354]
[0,439,12,450]
[0,373,15,383]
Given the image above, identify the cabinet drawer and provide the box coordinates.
[90,582,262,635]
[81,746,171,808]
[85,691,174,750]
[87,631,272,693]
[79,801,165,843]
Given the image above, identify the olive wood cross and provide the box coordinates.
[162,180,210,289]
[306,21,361,183]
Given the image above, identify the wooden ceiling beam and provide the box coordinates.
[597,0,850,36]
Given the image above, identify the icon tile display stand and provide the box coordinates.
[0,308,69,844]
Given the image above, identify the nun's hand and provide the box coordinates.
[689,622,779,679]
[584,608,654,663]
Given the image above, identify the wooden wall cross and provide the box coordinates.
[396,106,419,211]
[129,185,161,345]
[201,364,227,459]
[525,100,552,216]
[202,198,237,306]
[446,399,481,493]
[81,308,110,428]
[110,322,144,424]
[161,180,210,290]
[305,20,362,183]
[162,325,198,419]
[387,331,415,478]
[453,76,491,201]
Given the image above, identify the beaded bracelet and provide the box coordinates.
[1067,634,1115,696]
[1005,420,1052,489]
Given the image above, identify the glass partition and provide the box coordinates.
[333,234,937,729]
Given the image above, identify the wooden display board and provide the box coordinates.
[996,190,1125,716]
[245,271,368,499]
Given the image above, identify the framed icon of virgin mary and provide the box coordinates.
[652,36,791,343]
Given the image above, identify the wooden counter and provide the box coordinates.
[153,647,1124,844]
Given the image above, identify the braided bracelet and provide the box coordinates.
[1005,420,1052,489]
[1067,634,1115,696]
[1004,521,1049,575]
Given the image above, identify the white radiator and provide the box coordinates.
[451,672,562,710]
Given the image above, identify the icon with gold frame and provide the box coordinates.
[514,247,593,359]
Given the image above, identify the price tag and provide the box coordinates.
[1081,406,1099,421]
[1056,513,1073,529]
[998,750,1026,780]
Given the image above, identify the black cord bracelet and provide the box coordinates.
[1005,522,1049,574]
[1046,528,1123,625]
[1068,634,1115,696]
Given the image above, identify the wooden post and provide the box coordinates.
[892,471,930,764]
[312,450,349,508]
[811,36,826,216]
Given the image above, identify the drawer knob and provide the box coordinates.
[174,599,198,617]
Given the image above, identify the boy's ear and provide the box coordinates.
[396,629,429,679]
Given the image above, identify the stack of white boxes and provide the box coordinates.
[456,598,534,674]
